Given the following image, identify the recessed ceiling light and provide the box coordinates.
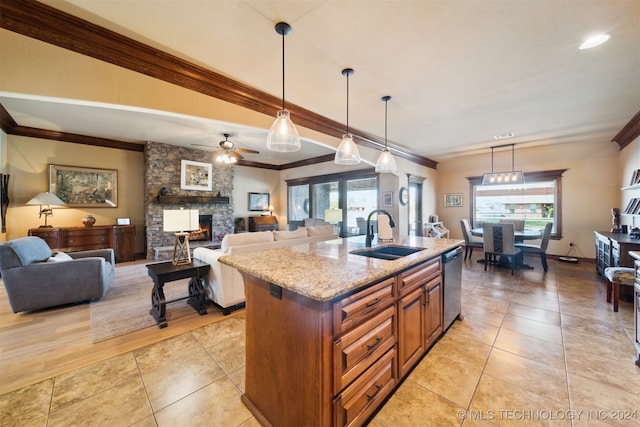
[494,132,514,140]
[579,33,611,50]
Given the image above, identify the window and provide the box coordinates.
[288,184,309,223]
[286,170,378,235]
[468,170,565,238]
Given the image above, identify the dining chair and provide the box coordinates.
[515,222,553,272]
[499,218,525,231]
[482,222,521,275]
[460,219,483,261]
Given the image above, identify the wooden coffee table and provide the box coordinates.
[146,259,210,328]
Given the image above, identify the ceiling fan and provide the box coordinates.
[194,133,259,163]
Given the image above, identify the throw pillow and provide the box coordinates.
[307,225,335,236]
[48,252,73,262]
[273,228,307,241]
[221,230,274,252]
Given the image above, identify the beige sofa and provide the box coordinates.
[193,225,337,314]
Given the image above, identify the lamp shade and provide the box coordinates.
[163,209,199,232]
[375,149,397,173]
[324,208,343,223]
[335,134,361,165]
[267,110,300,152]
[27,192,65,206]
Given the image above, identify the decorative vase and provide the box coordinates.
[82,215,96,227]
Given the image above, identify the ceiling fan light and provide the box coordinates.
[375,149,397,173]
[335,133,361,165]
[267,109,300,152]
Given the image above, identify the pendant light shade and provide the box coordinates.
[335,68,361,165]
[375,95,397,173]
[481,144,525,185]
[267,22,301,152]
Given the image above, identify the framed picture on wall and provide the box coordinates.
[383,191,393,207]
[249,192,270,211]
[444,193,462,207]
[180,159,212,191]
[49,164,118,207]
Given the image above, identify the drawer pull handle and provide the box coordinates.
[366,384,382,402]
[365,298,381,308]
[367,337,382,351]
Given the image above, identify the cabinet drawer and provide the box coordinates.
[334,348,397,427]
[333,305,396,394]
[398,257,441,296]
[334,277,395,335]
[62,234,110,246]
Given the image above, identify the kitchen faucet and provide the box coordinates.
[365,209,396,247]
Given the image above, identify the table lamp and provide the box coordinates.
[27,192,65,227]
[163,208,199,265]
[324,208,342,234]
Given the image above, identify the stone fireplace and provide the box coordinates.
[144,141,234,259]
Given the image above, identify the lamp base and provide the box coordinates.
[172,232,192,265]
[38,225,54,228]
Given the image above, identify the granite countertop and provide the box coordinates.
[219,236,464,302]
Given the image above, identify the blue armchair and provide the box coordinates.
[0,236,114,312]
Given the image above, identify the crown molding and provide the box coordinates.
[611,109,640,150]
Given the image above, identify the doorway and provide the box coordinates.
[408,176,424,236]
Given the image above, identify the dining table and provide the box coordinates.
[470,227,543,242]
[471,227,543,270]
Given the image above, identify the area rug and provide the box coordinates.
[89,263,200,343]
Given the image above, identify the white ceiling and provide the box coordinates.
[3,0,639,165]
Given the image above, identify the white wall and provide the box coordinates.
[619,137,640,231]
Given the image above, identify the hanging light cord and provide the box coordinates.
[384,98,388,149]
[281,29,286,111]
[346,73,350,134]
[491,147,494,173]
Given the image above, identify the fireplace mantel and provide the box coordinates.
[157,195,230,204]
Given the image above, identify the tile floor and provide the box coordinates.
[1,257,639,427]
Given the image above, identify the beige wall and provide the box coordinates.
[6,135,145,251]
[436,140,623,259]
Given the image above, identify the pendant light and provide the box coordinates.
[481,143,525,185]
[334,68,361,165]
[375,95,397,173]
[267,22,301,152]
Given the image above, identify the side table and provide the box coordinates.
[146,259,210,328]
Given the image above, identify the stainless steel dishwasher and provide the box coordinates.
[442,246,463,331]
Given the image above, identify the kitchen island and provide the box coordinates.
[220,236,463,427]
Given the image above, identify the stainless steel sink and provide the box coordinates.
[350,245,424,260]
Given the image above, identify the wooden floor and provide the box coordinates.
[0,259,231,395]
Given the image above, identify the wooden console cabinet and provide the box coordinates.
[248,215,278,232]
[29,225,135,263]
[242,256,442,426]
[594,231,640,276]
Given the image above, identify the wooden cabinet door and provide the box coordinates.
[397,286,425,377]
[425,276,443,349]
[113,225,135,262]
